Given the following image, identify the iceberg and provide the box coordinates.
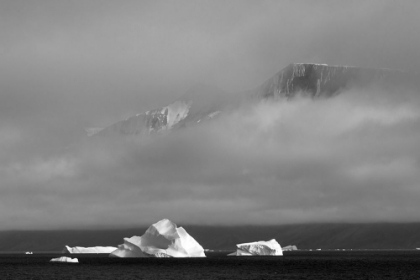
[228,239,283,256]
[50,256,79,263]
[282,245,298,251]
[62,245,117,254]
[109,236,148,258]
[110,219,205,258]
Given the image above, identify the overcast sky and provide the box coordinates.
[1,0,420,229]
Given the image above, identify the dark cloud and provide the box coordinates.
[0,0,420,229]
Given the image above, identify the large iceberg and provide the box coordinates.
[62,245,117,254]
[50,256,79,263]
[110,219,205,258]
[228,239,283,256]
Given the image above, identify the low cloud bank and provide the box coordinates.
[1,86,420,229]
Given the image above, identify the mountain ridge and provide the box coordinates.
[255,63,420,99]
[89,63,420,138]
[91,84,229,137]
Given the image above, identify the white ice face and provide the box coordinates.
[62,245,118,254]
[228,239,283,256]
[282,245,298,251]
[50,256,79,263]
[109,219,206,258]
[109,237,148,258]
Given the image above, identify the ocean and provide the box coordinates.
[1,251,420,279]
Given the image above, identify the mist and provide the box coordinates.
[1,84,420,229]
[1,0,420,229]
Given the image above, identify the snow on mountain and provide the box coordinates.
[109,219,206,258]
[90,101,191,137]
[91,84,228,137]
[228,239,283,256]
[84,127,104,137]
[62,245,117,254]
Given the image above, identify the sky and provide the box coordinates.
[1,0,420,229]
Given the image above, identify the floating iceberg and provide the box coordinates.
[228,239,283,256]
[25,252,33,254]
[282,245,298,251]
[50,256,79,263]
[110,219,205,258]
[62,245,117,254]
[109,236,148,258]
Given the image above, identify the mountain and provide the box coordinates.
[89,63,420,137]
[255,63,420,99]
[3,223,420,251]
[91,84,230,137]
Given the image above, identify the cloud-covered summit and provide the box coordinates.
[91,63,420,138]
[256,63,420,99]
[2,62,420,230]
[91,84,230,137]
[1,0,420,229]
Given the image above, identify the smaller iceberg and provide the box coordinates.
[62,245,117,254]
[110,219,205,258]
[228,239,283,256]
[50,256,79,263]
[282,245,298,251]
[25,252,33,254]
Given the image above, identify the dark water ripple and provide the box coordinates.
[1,251,420,279]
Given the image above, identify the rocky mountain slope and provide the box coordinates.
[91,84,231,137]
[255,63,420,99]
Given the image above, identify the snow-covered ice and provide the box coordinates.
[228,239,283,256]
[50,256,79,263]
[62,245,117,254]
[110,219,205,258]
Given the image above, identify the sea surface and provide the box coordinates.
[1,250,420,279]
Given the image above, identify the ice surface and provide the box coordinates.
[109,236,148,258]
[62,245,117,254]
[50,256,79,263]
[110,219,205,258]
[227,249,252,256]
[283,245,298,251]
[228,239,283,256]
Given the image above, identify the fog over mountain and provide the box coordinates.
[1,0,420,230]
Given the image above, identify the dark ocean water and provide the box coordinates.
[1,251,420,280]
